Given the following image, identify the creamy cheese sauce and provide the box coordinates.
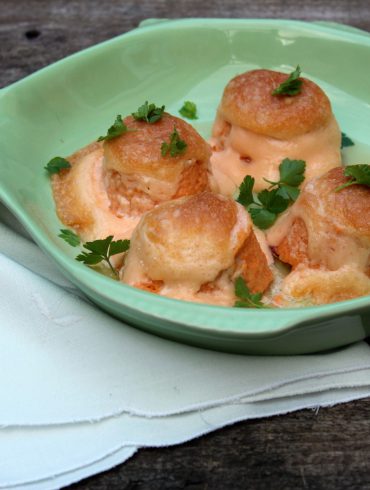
[267,179,370,272]
[74,150,140,241]
[104,160,185,207]
[210,115,341,194]
[160,271,235,306]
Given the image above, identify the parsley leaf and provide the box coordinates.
[132,101,165,123]
[59,229,80,247]
[264,158,306,203]
[161,127,187,157]
[257,188,290,214]
[76,235,130,277]
[249,207,277,229]
[237,158,306,229]
[98,115,131,141]
[278,158,306,187]
[277,184,300,202]
[179,101,198,120]
[45,157,71,175]
[237,175,255,207]
[234,276,267,309]
[109,239,131,256]
[272,65,303,96]
[341,132,355,149]
[335,164,370,192]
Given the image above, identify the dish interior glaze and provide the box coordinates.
[0,19,370,354]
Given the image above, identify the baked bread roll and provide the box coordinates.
[51,142,139,241]
[51,113,210,241]
[121,192,273,305]
[104,113,210,216]
[270,167,370,305]
[210,69,341,194]
[276,266,370,306]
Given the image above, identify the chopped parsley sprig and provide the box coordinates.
[237,158,306,229]
[98,115,132,141]
[59,229,81,247]
[335,164,370,192]
[76,236,130,277]
[45,157,71,175]
[179,101,198,120]
[234,276,267,309]
[161,127,187,157]
[263,158,306,201]
[272,65,302,96]
[341,132,355,149]
[132,101,165,123]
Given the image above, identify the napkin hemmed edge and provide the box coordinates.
[3,389,370,488]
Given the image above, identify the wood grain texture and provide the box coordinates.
[71,400,370,490]
[1,1,370,489]
[1,0,370,88]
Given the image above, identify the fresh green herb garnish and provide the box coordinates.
[341,132,355,149]
[237,158,306,229]
[272,65,302,96]
[234,276,267,309]
[237,175,255,208]
[161,127,187,157]
[249,207,278,229]
[258,188,291,212]
[76,236,130,277]
[98,115,131,141]
[264,158,306,201]
[335,164,370,192]
[132,101,165,123]
[179,101,198,120]
[59,229,80,247]
[44,157,71,175]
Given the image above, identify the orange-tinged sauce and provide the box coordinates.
[74,150,140,241]
[210,115,341,194]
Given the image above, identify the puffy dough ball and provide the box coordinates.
[103,113,211,216]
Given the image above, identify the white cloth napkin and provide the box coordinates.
[1,202,370,489]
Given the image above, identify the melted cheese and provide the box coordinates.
[121,239,236,306]
[253,227,274,266]
[73,150,140,241]
[210,115,341,194]
[161,271,235,306]
[105,160,186,204]
[265,210,295,247]
[267,179,370,273]
[279,265,370,306]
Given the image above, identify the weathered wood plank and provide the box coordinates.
[69,399,370,490]
[1,0,370,88]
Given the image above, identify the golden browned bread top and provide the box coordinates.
[144,191,238,247]
[126,192,251,287]
[219,69,332,139]
[303,166,370,236]
[103,113,211,177]
[51,143,104,233]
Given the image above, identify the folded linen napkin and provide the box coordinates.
[1,202,370,489]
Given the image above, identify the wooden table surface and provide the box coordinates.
[1,1,370,489]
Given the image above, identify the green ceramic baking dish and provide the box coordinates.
[0,18,369,354]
